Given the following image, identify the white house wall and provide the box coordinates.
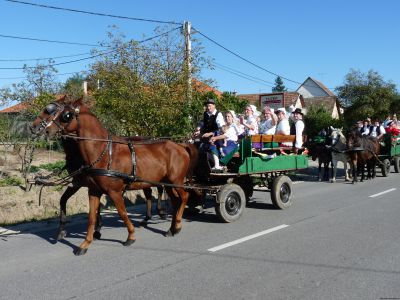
[297,78,330,98]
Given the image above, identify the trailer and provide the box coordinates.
[193,134,308,222]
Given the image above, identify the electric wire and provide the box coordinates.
[194,28,303,86]
[0,33,101,47]
[4,0,182,25]
[0,26,181,70]
[213,63,274,88]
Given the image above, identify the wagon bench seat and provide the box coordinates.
[251,134,307,151]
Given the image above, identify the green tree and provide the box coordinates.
[63,73,85,100]
[336,69,397,126]
[272,76,287,92]
[88,26,212,138]
[304,104,344,138]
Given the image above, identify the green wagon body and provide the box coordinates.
[202,134,309,223]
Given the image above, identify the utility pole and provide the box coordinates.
[183,21,192,103]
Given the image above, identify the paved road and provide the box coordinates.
[1,169,400,300]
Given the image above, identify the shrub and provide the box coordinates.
[0,176,23,187]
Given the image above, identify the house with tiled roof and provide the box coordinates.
[238,77,342,119]
[296,77,335,98]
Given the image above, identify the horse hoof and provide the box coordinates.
[158,212,167,220]
[74,248,88,256]
[140,216,151,226]
[56,230,67,241]
[93,231,102,240]
[165,227,181,237]
[165,229,174,237]
[123,239,135,246]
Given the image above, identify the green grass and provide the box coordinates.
[0,176,23,187]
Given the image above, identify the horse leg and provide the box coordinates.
[74,191,101,256]
[141,188,153,224]
[331,158,338,183]
[323,162,330,181]
[360,162,365,182]
[156,186,167,220]
[344,159,350,181]
[57,185,80,241]
[165,187,189,237]
[318,161,322,181]
[108,191,136,246]
[352,159,358,183]
[93,207,103,240]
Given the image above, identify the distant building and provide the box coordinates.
[238,77,341,119]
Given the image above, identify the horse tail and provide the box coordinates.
[179,143,199,182]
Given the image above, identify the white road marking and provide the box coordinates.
[369,188,396,198]
[207,224,289,252]
[293,181,304,185]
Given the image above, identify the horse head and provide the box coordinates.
[30,100,82,138]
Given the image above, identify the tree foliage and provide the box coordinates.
[304,104,344,138]
[336,69,397,126]
[87,26,213,138]
[272,76,287,92]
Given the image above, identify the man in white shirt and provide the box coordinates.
[291,108,305,152]
[369,119,385,140]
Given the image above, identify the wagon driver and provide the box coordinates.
[193,98,225,150]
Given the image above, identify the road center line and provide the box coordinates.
[207,224,289,252]
[369,188,396,198]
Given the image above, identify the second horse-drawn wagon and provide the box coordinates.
[378,133,400,176]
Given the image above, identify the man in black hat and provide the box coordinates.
[290,108,305,152]
[194,98,225,141]
[193,98,226,171]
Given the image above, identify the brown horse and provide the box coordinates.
[31,99,194,255]
[46,138,165,242]
[347,128,380,183]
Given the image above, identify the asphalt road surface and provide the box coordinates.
[1,168,400,300]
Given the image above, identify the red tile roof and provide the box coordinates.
[0,102,29,113]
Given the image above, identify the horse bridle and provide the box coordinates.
[34,102,80,136]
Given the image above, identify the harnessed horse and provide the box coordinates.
[347,128,380,183]
[31,99,195,255]
[308,134,332,181]
[33,137,166,242]
[328,127,351,182]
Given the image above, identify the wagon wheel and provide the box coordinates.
[233,176,253,203]
[215,183,245,223]
[271,175,293,209]
[381,158,391,177]
[394,157,400,173]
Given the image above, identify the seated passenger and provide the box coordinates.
[275,107,290,135]
[209,111,241,171]
[240,104,260,136]
[290,108,305,153]
[259,106,277,134]
[385,121,400,136]
[369,119,385,140]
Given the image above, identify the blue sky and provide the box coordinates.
[1,0,399,109]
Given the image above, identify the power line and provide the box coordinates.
[5,0,182,25]
[0,26,181,70]
[0,45,180,62]
[194,28,303,86]
[0,33,101,47]
[214,63,274,88]
[214,62,278,87]
[0,52,91,62]
[0,70,88,80]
